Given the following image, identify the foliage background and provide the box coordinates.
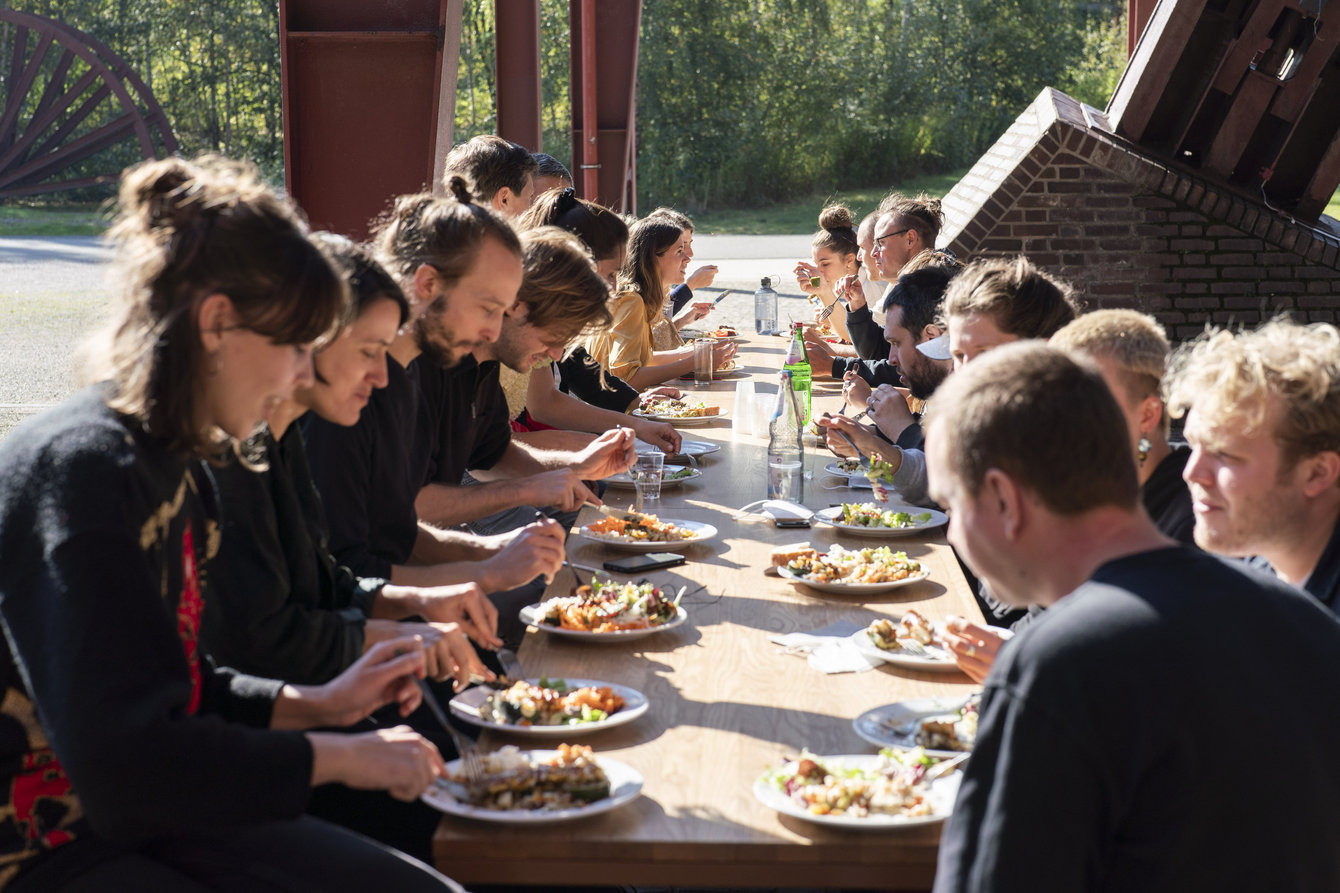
[2,0,1127,211]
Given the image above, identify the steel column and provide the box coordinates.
[494,0,542,150]
[569,0,641,213]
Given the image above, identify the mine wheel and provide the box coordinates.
[0,9,176,200]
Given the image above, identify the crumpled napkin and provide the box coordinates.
[768,619,881,674]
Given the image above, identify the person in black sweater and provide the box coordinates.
[926,343,1340,892]
[207,235,500,687]
[0,156,459,891]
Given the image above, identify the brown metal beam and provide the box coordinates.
[494,0,541,151]
[570,0,641,213]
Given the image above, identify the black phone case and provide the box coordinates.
[603,552,687,573]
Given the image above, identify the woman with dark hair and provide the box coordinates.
[584,216,735,389]
[0,156,460,890]
[207,233,500,687]
[793,204,861,343]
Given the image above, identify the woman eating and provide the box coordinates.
[793,204,862,344]
[0,156,460,891]
[583,216,735,389]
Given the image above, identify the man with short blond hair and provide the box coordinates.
[928,341,1340,892]
[1166,317,1340,612]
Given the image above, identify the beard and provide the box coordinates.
[414,313,474,369]
[904,354,949,400]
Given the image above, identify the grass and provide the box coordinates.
[691,172,967,235]
[0,203,111,237]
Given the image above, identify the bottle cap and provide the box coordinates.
[760,277,770,287]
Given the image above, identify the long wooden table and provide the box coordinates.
[433,334,982,890]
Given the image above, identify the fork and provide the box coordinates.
[414,678,485,784]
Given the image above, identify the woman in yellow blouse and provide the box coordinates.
[584,217,735,389]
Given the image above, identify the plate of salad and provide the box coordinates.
[449,677,649,737]
[814,503,947,536]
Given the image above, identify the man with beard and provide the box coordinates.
[817,266,955,504]
[302,183,566,602]
[413,226,637,529]
[926,342,1340,892]
[1166,317,1340,614]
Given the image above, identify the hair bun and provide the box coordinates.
[818,204,855,232]
[445,175,474,205]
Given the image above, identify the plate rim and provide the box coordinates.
[814,504,948,535]
[422,750,644,823]
[847,628,959,672]
[602,465,702,488]
[775,563,931,594]
[576,518,718,552]
[518,602,689,640]
[447,678,650,735]
[752,753,960,829]
[851,696,978,756]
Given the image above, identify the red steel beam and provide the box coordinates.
[495,0,542,151]
[1129,0,1159,56]
[570,0,641,212]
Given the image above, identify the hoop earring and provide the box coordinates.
[1137,436,1151,468]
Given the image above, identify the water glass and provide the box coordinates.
[633,450,665,503]
[734,381,756,435]
[693,339,714,384]
[767,457,804,503]
[752,391,774,437]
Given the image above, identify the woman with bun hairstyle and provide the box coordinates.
[793,204,861,343]
[0,156,460,891]
[583,216,735,389]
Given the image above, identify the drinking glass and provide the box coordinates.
[734,381,756,435]
[633,450,665,505]
[693,339,714,384]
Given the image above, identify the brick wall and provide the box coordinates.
[941,89,1340,341]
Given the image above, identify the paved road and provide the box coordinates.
[0,234,818,439]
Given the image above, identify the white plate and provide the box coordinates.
[814,505,948,537]
[848,628,959,672]
[674,439,721,457]
[852,696,978,756]
[577,519,717,552]
[448,678,650,736]
[422,750,643,824]
[753,754,961,830]
[602,465,702,489]
[519,603,689,641]
[776,564,930,594]
[633,408,727,427]
[681,330,745,343]
[822,461,874,488]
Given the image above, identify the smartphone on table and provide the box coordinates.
[603,552,688,574]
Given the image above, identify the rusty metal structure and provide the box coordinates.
[0,8,176,200]
[278,0,642,237]
[1110,0,1340,220]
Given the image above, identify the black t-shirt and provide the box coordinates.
[207,423,378,685]
[556,347,639,413]
[415,354,511,486]
[1304,515,1340,618]
[936,547,1340,892]
[302,355,433,578]
[1142,443,1195,545]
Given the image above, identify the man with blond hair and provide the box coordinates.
[1166,317,1340,613]
[927,341,1340,892]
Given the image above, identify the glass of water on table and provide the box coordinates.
[633,449,665,508]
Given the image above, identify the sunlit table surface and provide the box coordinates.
[432,333,982,890]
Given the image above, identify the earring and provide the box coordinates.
[1137,436,1151,467]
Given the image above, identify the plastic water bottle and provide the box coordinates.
[767,370,804,502]
[754,277,778,335]
[783,322,812,425]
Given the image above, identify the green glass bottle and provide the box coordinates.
[783,323,812,425]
